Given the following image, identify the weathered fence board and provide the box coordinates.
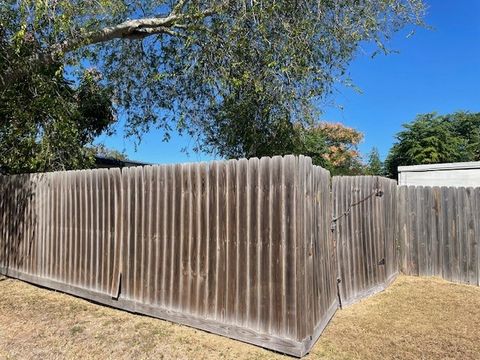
[0,155,336,357]
[309,165,338,344]
[0,170,122,298]
[332,176,398,306]
[398,185,480,286]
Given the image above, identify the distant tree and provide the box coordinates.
[295,123,364,176]
[385,112,480,178]
[202,92,298,158]
[365,147,385,176]
[89,144,127,161]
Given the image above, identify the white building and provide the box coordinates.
[398,161,480,187]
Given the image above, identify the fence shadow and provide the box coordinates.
[0,173,40,274]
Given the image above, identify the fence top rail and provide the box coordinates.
[0,154,329,178]
[332,176,397,186]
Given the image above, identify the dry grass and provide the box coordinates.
[0,275,479,359]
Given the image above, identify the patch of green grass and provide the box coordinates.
[70,325,85,336]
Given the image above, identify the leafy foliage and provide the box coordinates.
[385,112,480,178]
[2,0,425,160]
[0,9,115,174]
[295,122,364,175]
[89,144,127,161]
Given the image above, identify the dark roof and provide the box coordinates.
[94,156,149,169]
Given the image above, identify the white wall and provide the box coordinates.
[399,165,480,187]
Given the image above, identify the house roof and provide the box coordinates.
[94,156,150,169]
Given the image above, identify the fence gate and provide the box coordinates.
[331,176,398,306]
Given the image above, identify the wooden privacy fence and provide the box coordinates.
[332,176,398,306]
[0,155,337,357]
[398,186,480,286]
[14,156,480,356]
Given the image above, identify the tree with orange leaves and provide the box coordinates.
[295,122,364,175]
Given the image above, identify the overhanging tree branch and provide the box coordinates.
[48,7,215,59]
[56,15,181,54]
[10,4,214,84]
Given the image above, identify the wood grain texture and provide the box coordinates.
[398,185,480,286]
[332,176,399,306]
[0,156,337,357]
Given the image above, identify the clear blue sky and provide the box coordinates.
[96,0,480,164]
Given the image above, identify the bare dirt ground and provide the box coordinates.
[0,275,479,360]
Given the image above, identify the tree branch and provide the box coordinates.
[172,0,189,15]
[14,3,216,74]
[56,14,181,54]
[52,7,215,56]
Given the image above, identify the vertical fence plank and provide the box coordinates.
[152,165,163,306]
[225,160,237,323]
[0,176,4,268]
[295,156,306,340]
[110,168,122,298]
[197,162,208,316]
[171,164,181,308]
[162,165,174,307]
[236,158,248,327]
[217,161,227,322]
[258,157,271,333]
[145,166,154,304]
[284,155,297,340]
[206,161,218,319]
[271,156,283,336]
[466,188,476,285]
[476,187,480,286]
[442,187,451,281]
[188,163,198,313]
[179,164,188,311]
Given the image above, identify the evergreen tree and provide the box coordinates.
[365,147,384,176]
[385,112,480,178]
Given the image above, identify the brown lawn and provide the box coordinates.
[0,275,479,359]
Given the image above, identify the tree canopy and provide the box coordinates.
[0,10,115,174]
[385,112,480,178]
[2,0,425,165]
[295,122,364,175]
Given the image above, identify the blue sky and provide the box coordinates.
[96,0,480,164]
